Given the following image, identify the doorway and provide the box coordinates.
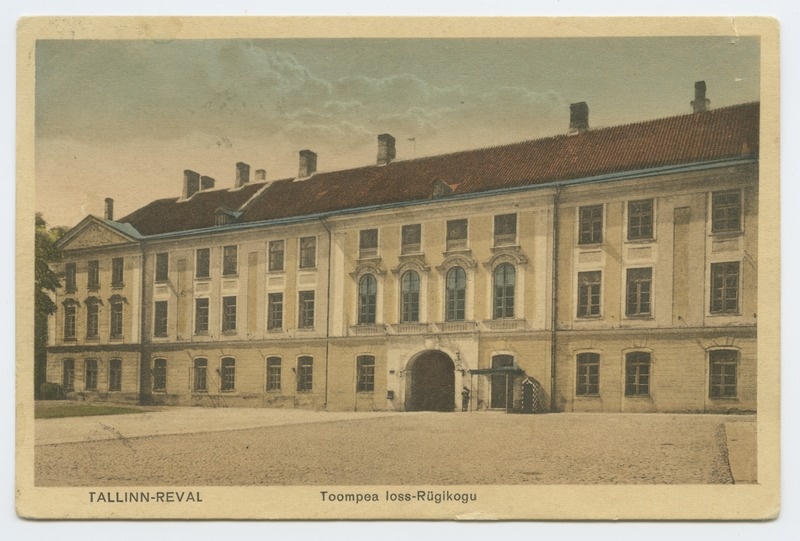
[490,354,515,409]
[405,350,455,412]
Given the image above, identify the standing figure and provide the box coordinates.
[461,386,471,412]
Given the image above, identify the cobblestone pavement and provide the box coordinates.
[35,411,755,486]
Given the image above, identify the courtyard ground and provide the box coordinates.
[34,408,756,486]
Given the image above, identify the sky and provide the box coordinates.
[34,36,760,228]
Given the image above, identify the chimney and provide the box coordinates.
[183,169,201,199]
[200,175,215,190]
[235,162,250,188]
[569,102,589,134]
[104,198,114,221]
[691,80,710,113]
[255,169,267,181]
[377,133,396,165]
[298,150,317,178]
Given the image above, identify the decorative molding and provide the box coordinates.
[436,252,477,274]
[484,246,528,270]
[61,222,132,250]
[391,255,430,276]
[350,260,386,281]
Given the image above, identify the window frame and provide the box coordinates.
[153,300,168,337]
[85,298,100,339]
[63,303,77,340]
[155,253,169,282]
[65,262,77,292]
[62,359,75,392]
[195,248,210,279]
[358,274,378,325]
[194,297,209,335]
[152,358,167,392]
[267,292,284,331]
[400,270,420,323]
[268,240,285,272]
[221,296,237,333]
[108,358,122,392]
[446,219,469,251]
[297,356,313,392]
[220,357,236,392]
[356,355,376,393]
[624,351,651,397]
[710,261,741,314]
[298,290,315,329]
[577,270,602,318]
[493,263,516,320]
[709,349,739,399]
[625,267,653,318]
[193,358,208,392]
[445,266,467,322]
[299,236,317,269]
[627,199,654,241]
[84,358,98,391]
[578,204,604,245]
[222,245,238,276]
[111,257,124,287]
[493,213,517,246]
[711,190,742,234]
[401,224,422,255]
[110,298,124,338]
[575,352,600,396]
[266,357,282,391]
[359,229,379,259]
[87,259,100,290]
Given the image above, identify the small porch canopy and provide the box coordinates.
[467,366,525,413]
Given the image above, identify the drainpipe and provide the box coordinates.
[138,246,149,405]
[320,218,333,411]
[550,188,562,412]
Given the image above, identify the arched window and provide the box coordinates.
[400,271,420,323]
[493,264,516,319]
[220,357,235,391]
[445,267,466,321]
[358,274,377,324]
[193,358,207,392]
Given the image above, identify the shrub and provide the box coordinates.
[40,382,66,400]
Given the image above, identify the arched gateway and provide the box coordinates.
[404,350,456,412]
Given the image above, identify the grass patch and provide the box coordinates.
[35,402,155,419]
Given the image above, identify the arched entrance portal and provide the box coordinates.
[405,350,456,412]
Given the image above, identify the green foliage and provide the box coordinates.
[39,382,66,400]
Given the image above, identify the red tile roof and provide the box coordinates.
[120,102,759,236]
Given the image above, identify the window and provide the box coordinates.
[712,190,741,233]
[577,271,602,318]
[356,355,375,393]
[153,358,167,392]
[111,257,124,287]
[401,224,421,254]
[62,359,75,392]
[358,275,377,324]
[155,253,169,282]
[266,357,281,391]
[195,248,210,279]
[578,205,603,244]
[220,357,235,391]
[86,298,99,338]
[299,291,315,329]
[110,298,123,338]
[222,296,237,332]
[297,356,313,392]
[64,303,76,340]
[493,264,516,319]
[268,240,285,272]
[400,271,420,323]
[576,353,600,396]
[494,213,517,246]
[267,293,283,330]
[446,219,468,251]
[625,267,652,317]
[65,262,77,292]
[154,300,168,337]
[445,267,466,321]
[108,359,122,391]
[359,229,378,258]
[222,245,238,276]
[194,298,209,334]
[709,350,738,398]
[193,358,207,392]
[710,262,740,314]
[87,260,100,289]
[299,237,316,269]
[85,359,98,390]
[627,199,654,240]
[625,352,651,396]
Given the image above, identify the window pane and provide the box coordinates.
[154,301,168,336]
[577,271,602,317]
[268,293,283,330]
[269,240,285,272]
[110,301,123,338]
[400,271,420,323]
[109,359,122,391]
[297,356,313,392]
[64,304,76,339]
[358,275,377,324]
[625,267,653,317]
[446,267,466,321]
[300,237,316,268]
[628,199,654,240]
[88,260,100,289]
[446,219,468,250]
[710,262,740,314]
[579,205,603,244]
[576,353,600,395]
[195,298,209,334]
[153,359,167,392]
[222,296,237,332]
[356,355,375,392]
[63,360,75,391]
[266,357,281,391]
[493,264,515,319]
[112,257,124,286]
[401,224,421,254]
[299,291,315,328]
[709,349,738,398]
[193,358,207,391]
[85,359,98,390]
[65,262,77,291]
[359,229,378,258]
[86,301,99,338]
[196,248,210,278]
[155,253,168,282]
[712,190,742,233]
[220,357,235,391]
[624,352,651,396]
[223,245,238,276]
[494,213,517,245]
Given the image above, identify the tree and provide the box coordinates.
[34,213,65,398]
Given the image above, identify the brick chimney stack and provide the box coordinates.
[377,133,396,165]
[255,169,267,181]
[104,198,114,221]
[298,150,317,178]
[691,80,710,113]
[569,102,589,135]
[235,162,250,188]
[183,170,201,199]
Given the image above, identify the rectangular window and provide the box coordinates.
[85,359,98,391]
[712,190,742,233]
[110,300,123,338]
[154,301,168,337]
[494,213,517,246]
[577,271,602,318]
[625,352,651,396]
[194,298,209,334]
[111,257,124,287]
[155,253,168,282]
[267,293,283,330]
[576,353,600,396]
[446,219,468,251]
[268,240,285,272]
[709,350,738,398]
[578,205,603,244]
[359,229,379,258]
[710,262,740,314]
[266,357,281,391]
[356,355,375,393]
[298,291,315,329]
[220,358,235,391]
[193,358,207,392]
[153,359,167,392]
[86,302,99,338]
[222,296,237,332]
[65,262,77,292]
[299,237,316,269]
[62,359,75,392]
[108,359,122,391]
[87,260,100,289]
[297,356,313,392]
[627,199,654,240]
[64,304,76,340]
[625,267,652,317]
[195,248,210,279]
[401,224,421,254]
[223,245,238,276]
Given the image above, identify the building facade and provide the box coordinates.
[45,84,759,413]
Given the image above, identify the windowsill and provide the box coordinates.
[63,337,77,342]
[624,394,652,399]
[575,394,600,398]
[575,315,602,320]
[709,396,739,401]
[400,249,422,257]
[222,274,238,279]
[153,334,168,339]
[296,390,313,394]
[194,331,209,336]
[493,239,517,248]
[299,267,317,272]
[359,252,380,260]
[221,330,238,336]
[111,283,124,289]
[444,246,470,254]
[109,336,124,341]
[267,269,285,274]
[192,390,208,394]
[65,289,77,294]
[624,315,654,320]
[267,327,284,333]
[577,242,603,249]
[357,390,375,395]
[152,390,167,394]
[85,336,100,341]
[708,311,742,317]
[297,327,315,332]
[357,255,381,263]
[624,238,655,244]
[710,230,743,239]
[195,276,210,281]
[154,280,168,285]
[220,390,237,394]
[265,389,282,393]
[107,389,121,393]
[87,287,100,292]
